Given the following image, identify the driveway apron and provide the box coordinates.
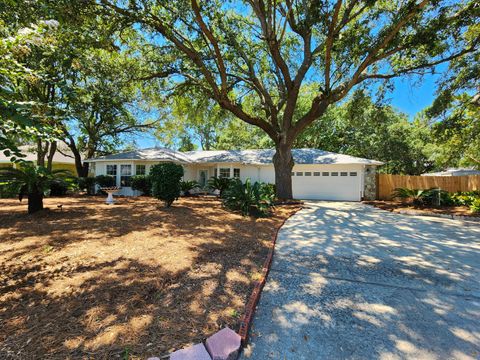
[241,202,480,360]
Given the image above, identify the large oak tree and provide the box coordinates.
[100,0,479,199]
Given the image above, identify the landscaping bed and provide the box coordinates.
[0,196,300,359]
[364,200,480,218]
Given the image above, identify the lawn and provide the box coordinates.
[0,196,299,359]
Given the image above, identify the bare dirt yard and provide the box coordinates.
[364,200,479,217]
[0,196,299,359]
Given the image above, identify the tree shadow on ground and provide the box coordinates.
[245,202,480,359]
[0,196,298,359]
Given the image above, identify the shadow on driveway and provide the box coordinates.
[242,202,480,360]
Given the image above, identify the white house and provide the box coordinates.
[85,148,383,201]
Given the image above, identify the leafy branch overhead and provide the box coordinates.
[100,0,479,143]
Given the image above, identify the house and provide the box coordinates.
[85,147,383,201]
[421,168,480,177]
[0,145,78,174]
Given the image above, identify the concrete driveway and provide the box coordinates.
[241,202,480,360]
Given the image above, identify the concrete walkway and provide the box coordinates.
[241,202,480,360]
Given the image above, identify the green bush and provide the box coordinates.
[131,175,152,195]
[470,198,480,213]
[450,191,480,206]
[0,181,21,198]
[392,188,430,206]
[223,178,275,216]
[78,177,96,195]
[49,179,69,196]
[95,175,116,187]
[150,162,184,207]
[208,176,233,197]
[180,180,199,196]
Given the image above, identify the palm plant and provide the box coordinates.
[180,180,199,196]
[392,188,428,206]
[207,176,233,197]
[0,164,73,214]
[223,178,275,216]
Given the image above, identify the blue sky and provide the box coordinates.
[135,74,440,149]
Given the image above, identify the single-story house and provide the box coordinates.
[421,168,480,177]
[85,148,383,201]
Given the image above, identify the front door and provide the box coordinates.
[199,170,208,188]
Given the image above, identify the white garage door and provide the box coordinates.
[292,169,362,201]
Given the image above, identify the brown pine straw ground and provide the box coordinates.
[0,196,300,359]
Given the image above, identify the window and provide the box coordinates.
[120,165,132,186]
[233,168,240,178]
[340,172,348,176]
[106,164,117,176]
[214,168,218,177]
[296,172,303,176]
[219,168,230,178]
[350,172,358,176]
[305,172,312,176]
[331,172,339,176]
[136,164,146,175]
[313,172,320,176]
[322,172,329,176]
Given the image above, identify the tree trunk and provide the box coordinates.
[273,143,294,200]
[28,191,44,214]
[46,141,57,172]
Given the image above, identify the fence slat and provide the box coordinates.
[376,174,480,200]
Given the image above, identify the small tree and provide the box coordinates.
[150,162,184,207]
[0,164,72,214]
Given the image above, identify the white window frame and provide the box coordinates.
[120,164,132,187]
[219,168,231,178]
[136,164,146,175]
[106,164,117,176]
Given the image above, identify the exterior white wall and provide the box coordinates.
[90,160,366,201]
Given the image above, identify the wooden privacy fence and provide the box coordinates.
[377,174,480,200]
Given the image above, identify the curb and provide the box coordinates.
[237,205,303,344]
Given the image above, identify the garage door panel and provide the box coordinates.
[292,170,361,201]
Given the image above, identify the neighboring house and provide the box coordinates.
[422,168,480,177]
[0,145,78,174]
[86,147,383,201]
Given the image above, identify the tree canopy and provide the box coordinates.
[98,0,480,198]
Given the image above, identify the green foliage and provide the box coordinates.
[470,198,480,213]
[78,177,96,195]
[94,175,116,188]
[223,178,275,217]
[296,90,434,175]
[150,162,184,207]
[450,191,480,207]
[130,175,152,195]
[0,164,73,213]
[49,179,69,196]
[208,176,233,197]
[180,180,199,196]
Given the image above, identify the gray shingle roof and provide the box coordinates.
[87,148,192,163]
[87,147,383,166]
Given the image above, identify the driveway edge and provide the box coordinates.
[237,205,303,345]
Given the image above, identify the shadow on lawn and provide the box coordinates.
[0,197,287,359]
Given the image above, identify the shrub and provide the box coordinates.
[95,175,116,188]
[49,179,69,196]
[223,178,275,216]
[180,180,199,196]
[470,198,480,213]
[78,177,96,195]
[0,181,21,198]
[208,176,233,197]
[150,162,184,207]
[131,175,152,195]
[392,188,430,206]
[450,191,480,206]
